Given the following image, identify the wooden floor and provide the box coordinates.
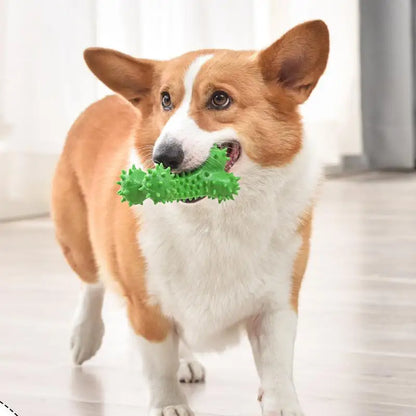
[1,172,416,416]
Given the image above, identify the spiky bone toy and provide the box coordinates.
[117,146,240,205]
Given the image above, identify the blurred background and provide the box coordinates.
[1,0,415,220]
[0,0,385,219]
[0,1,415,416]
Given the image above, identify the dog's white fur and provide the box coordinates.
[71,282,105,365]
[116,56,322,415]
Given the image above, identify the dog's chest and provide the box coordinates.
[137,191,302,348]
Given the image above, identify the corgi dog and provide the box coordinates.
[51,20,329,416]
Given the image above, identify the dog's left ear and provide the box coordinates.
[259,20,329,104]
[84,47,160,105]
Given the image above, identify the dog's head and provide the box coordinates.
[84,20,329,177]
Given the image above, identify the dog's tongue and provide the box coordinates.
[225,145,240,171]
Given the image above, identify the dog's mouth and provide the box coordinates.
[219,141,242,172]
[182,141,241,204]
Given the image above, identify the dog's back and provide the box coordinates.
[52,95,131,287]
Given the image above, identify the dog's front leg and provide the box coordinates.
[137,329,193,416]
[247,308,303,416]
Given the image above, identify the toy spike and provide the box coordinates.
[117,146,240,205]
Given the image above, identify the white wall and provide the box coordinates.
[0,0,362,219]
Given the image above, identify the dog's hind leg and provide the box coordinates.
[51,155,106,365]
[178,340,205,383]
[70,282,105,365]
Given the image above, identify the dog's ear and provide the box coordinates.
[259,20,329,104]
[84,47,159,104]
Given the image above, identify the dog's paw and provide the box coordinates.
[149,404,194,416]
[178,359,205,383]
[70,317,105,365]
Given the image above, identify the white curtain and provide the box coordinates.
[0,0,361,219]
[0,0,97,218]
[97,0,363,166]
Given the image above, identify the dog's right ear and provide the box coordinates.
[258,20,329,104]
[84,47,159,104]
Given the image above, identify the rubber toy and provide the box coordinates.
[117,146,240,205]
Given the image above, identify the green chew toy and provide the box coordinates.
[117,146,240,205]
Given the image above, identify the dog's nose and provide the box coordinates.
[153,142,185,170]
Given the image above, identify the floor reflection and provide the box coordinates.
[70,367,104,416]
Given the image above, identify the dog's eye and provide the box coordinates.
[209,91,231,110]
[161,92,172,111]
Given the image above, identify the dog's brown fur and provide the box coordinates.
[51,96,171,341]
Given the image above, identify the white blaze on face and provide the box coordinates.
[153,54,237,171]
